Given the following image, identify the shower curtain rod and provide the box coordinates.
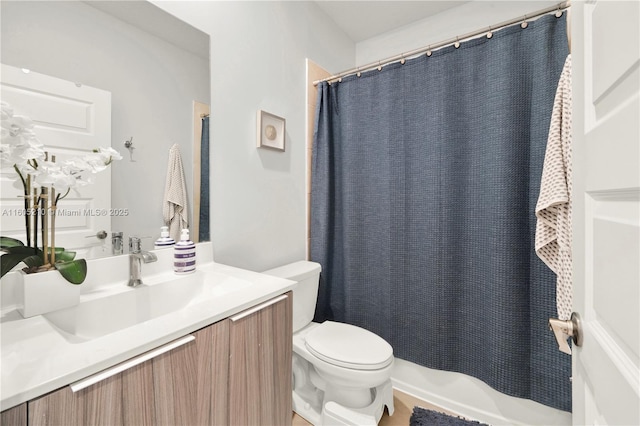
[313,1,571,86]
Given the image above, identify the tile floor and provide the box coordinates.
[292,389,455,426]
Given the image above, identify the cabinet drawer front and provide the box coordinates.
[70,335,195,392]
[229,294,288,322]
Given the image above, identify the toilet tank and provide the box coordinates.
[263,261,322,332]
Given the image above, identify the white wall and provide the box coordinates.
[356,1,558,65]
[152,1,355,271]
[0,1,209,250]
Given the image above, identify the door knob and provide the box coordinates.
[549,312,582,355]
[85,230,108,240]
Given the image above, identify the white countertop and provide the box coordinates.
[0,257,296,411]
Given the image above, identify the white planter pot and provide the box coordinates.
[17,270,80,318]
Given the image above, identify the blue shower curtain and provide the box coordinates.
[311,14,570,411]
[199,116,210,242]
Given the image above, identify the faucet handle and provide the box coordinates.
[129,236,153,254]
[129,236,142,254]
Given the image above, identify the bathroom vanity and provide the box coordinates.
[0,246,295,426]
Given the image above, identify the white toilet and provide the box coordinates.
[263,261,394,426]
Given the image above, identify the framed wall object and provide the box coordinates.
[257,110,285,151]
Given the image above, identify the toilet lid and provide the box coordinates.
[304,322,393,370]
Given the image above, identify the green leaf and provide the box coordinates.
[1,242,84,283]
[55,259,87,285]
[0,237,26,250]
[44,247,66,256]
[1,253,28,277]
[40,247,76,262]
[22,255,44,268]
[3,246,39,256]
[0,246,41,278]
[56,250,76,262]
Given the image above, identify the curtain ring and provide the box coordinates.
[426,45,432,57]
[400,53,406,65]
[521,15,528,29]
[454,37,460,49]
[377,61,382,71]
[356,67,361,78]
[555,6,563,18]
[486,26,493,39]
[338,77,342,83]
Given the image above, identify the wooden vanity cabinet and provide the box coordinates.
[228,293,293,426]
[1,292,292,426]
[25,320,229,426]
[0,404,26,426]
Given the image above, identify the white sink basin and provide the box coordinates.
[43,270,252,341]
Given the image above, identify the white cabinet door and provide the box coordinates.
[571,1,640,424]
[1,64,112,257]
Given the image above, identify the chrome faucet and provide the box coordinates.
[112,231,123,255]
[128,236,157,287]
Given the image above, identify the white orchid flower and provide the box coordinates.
[2,115,36,145]
[34,160,77,192]
[2,102,122,206]
[9,137,45,163]
[81,152,109,173]
[0,144,16,167]
[63,156,92,173]
[14,160,39,177]
[95,146,123,164]
[73,173,95,187]
[1,101,14,120]
[1,104,45,171]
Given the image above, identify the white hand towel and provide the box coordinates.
[163,144,189,242]
[535,55,573,320]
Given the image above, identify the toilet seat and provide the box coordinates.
[304,321,393,370]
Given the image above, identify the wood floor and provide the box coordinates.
[292,389,454,426]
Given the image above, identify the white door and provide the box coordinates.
[571,1,640,424]
[0,64,112,257]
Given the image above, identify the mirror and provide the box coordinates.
[0,0,210,257]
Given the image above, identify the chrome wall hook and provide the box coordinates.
[124,137,136,162]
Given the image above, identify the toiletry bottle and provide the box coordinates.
[154,226,175,249]
[174,228,196,274]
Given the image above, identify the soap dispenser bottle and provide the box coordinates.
[174,228,195,274]
[154,226,175,249]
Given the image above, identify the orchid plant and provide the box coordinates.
[0,101,121,283]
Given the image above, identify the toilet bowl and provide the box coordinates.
[263,261,394,426]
